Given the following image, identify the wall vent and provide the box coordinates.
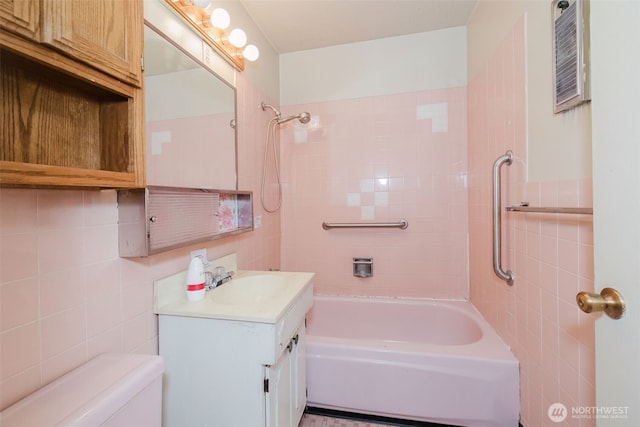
[552,0,590,113]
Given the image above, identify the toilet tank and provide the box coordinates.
[0,353,163,427]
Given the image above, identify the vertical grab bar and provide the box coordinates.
[492,150,514,285]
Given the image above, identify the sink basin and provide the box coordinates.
[211,274,287,305]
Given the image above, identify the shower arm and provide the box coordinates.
[261,102,311,125]
[261,102,281,118]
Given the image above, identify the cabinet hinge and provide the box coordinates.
[264,378,269,393]
[141,55,144,72]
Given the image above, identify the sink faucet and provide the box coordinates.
[206,266,234,290]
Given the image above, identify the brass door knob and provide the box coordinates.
[576,287,625,320]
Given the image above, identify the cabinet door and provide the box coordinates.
[266,323,307,427]
[41,0,142,86]
[0,0,40,40]
[292,326,307,425]
[266,343,293,427]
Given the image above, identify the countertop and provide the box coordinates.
[154,270,314,324]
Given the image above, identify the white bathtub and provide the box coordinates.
[305,296,519,427]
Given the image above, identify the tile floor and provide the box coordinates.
[299,413,390,427]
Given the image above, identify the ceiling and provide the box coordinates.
[239,0,478,54]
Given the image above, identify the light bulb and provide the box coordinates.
[192,0,211,8]
[243,44,259,61]
[210,8,230,29]
[228,28,247,48]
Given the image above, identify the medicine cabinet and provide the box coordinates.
[117,187,253,257]
[144,24,237,190]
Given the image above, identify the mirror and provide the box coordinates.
[143,24,237,190]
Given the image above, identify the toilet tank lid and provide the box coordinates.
[1,353,163,427]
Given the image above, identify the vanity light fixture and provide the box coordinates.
[162,0,260,71]
[191,0,211,8]
[210,8,230,29]
[228,28,247,48]
[243,44,259,62]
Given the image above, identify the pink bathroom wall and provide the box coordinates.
[279,88,469,298]
[467,16,595,427]
[0,73,279,410]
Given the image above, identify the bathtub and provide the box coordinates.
[305,296,519,427]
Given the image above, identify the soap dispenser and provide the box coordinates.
[185,256,205,302]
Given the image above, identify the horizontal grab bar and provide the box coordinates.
[322,219,408,230]
[506,205,593,215]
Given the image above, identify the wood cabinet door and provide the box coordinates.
[0,0,40,40]
[41,0,142,87]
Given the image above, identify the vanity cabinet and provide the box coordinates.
[158,317,308,427]
[0,0,144,188]
[156,272,313,427]
[159,318,308,427]
[266,325,306,427]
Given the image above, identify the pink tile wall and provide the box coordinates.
[280,88,469,298]
[0,73,279,410]
[467,16,595,427]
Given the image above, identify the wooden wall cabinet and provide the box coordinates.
[0,0,144,189]
[0,0,40,41]
[1,0,141,86]
[40,0,142,86]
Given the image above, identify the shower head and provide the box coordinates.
[277,111,311,125]
[261,102,310,125]
[298,112,311,124]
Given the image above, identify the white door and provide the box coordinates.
[591,1,640,425]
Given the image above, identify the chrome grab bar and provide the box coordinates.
[322,219,408,230]
[492,151,514,285]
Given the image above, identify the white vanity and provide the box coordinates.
[154,259,314,427]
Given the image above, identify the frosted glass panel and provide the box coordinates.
[148,191,220,249]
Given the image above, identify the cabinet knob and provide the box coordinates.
[286,342,293,352]
[293,334,299,345]
[149,216,158,222]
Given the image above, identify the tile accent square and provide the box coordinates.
[346,193,361,207]
[359,179,375,193]
[374,192,388,207]
[294,127,308,144]
[151,131,171,155]
[416,102,448,133]
[360,206,375,220]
